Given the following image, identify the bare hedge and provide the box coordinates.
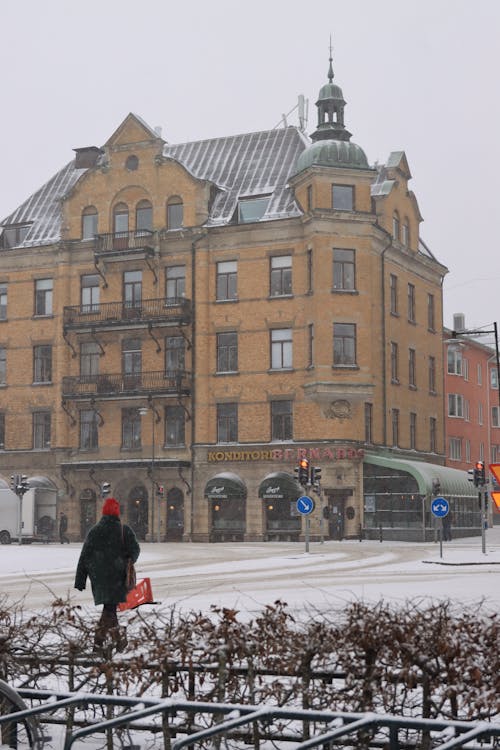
[1,596,500,723]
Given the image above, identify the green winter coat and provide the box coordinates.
[74,515,140,605]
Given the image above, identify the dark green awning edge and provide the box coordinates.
[364,453,477,499]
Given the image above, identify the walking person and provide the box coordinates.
[59,512,69,544]
[74,497,140,652]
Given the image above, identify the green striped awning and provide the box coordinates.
[364,454,477,499]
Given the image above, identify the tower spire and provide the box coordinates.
[310,39,351,143]
[328,35,334,83]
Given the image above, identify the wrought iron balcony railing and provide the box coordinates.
[62,369,191,400]
[63,297,191,330]
[94,230,155,256]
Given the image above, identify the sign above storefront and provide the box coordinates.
[208,447,364,463]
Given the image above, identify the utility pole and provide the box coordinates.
[10,474,30,545]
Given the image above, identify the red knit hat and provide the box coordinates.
[102,497,120,517]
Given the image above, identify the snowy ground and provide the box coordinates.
[2,526,500,616]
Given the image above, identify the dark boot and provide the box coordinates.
[94,604,118,651]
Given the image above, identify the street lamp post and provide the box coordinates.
[140,402,161,543]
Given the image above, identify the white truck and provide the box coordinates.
[0,485,57,544]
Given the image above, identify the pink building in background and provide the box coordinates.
[444,314,500,491]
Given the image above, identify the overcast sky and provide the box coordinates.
[1,0,499,333]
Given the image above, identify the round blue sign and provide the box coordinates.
[296,495,315,515]
[431,497,449,518]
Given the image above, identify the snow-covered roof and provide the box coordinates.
[0,126,306,248]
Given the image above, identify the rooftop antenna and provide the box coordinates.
[274,95,309,131]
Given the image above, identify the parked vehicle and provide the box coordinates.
[0,487,56,544]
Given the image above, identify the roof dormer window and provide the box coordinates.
[1,223,31,249]
[238,196,269,224]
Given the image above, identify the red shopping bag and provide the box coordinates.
[118,578,154,611]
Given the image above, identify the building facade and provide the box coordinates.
[443,315,500,524]
[0,56,477,543]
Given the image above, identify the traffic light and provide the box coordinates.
[474,461,486,487]
[101,481,111,498]
[322,506,330,519]
[298,458,310,487]
[467,469,475,483]
[156,484,164,497]
[432,479,441,496]
[311,467,322,487]
[10,474,30,496]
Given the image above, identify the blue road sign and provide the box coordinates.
[431,497,449,518]
[296,495,315,515]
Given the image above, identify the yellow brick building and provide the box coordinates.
[1,56,474,543]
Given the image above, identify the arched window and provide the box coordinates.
[82,206,98,240]
[136,200,152,232]
[402,218,410,248]
[392,211,400,242]
[113,202,129,235]
[167,196,183,230]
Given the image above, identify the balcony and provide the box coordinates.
[94,230,155,259]
[63,297,191,332]
[62,370,191,400]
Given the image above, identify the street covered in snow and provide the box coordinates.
[2,528,500,616]
[3,530,500,748]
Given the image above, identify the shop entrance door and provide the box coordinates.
[324,492,348,540]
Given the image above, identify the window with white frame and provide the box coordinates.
[449,437,462,461]
[464,399,470,421]
[33,411,51,449]
[165,265,185,302]
[477,363,482,385]
[238,196,269,224]
[493,405,500,428]
[478,402,483,425]
[332,184,354,211]
[448,393,464,417]
[427,293,435,331]
[216,261,237,301]
[271,328,292,370]
[0,283,6,320]
[391,408,399,447]
[390,274,398,315]
[465,439,471,463]
[271,400,293,441]
[270,255,292,297]
[35,279,53,316]
[429,356,436,393]
[492,367,499,389]
[430,417,437,453]
[333,323,356,366]
[447,347,463,375]
[333,249,355,291]
[410,412,417,449]
[217,403,238,443]
[463,358,469,381]
[82,207,98,239]
[409,348,416,388]
[407,283,416,323]
[81,274,100,313]
[391,342,399,383]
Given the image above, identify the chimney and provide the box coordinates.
[73,146,104,169]
[453,313,465,333]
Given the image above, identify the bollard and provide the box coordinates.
[379,524,383,543]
